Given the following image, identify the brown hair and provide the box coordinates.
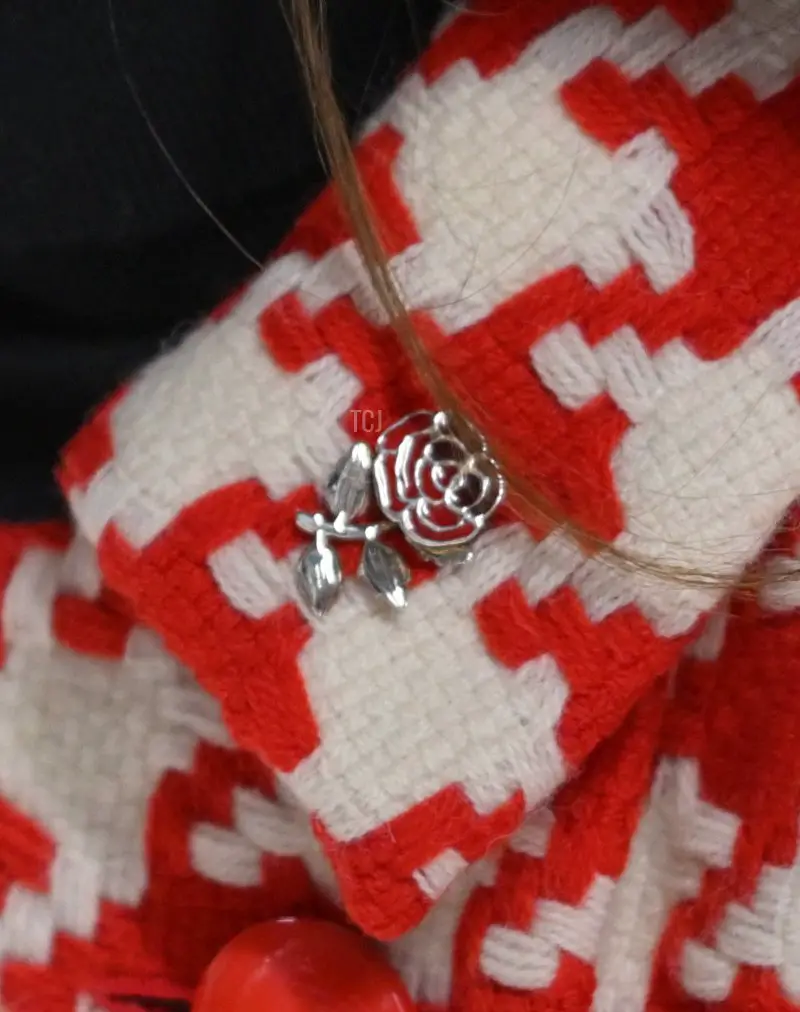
[287,0,797,593]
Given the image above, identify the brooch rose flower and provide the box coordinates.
[295,411,505,615]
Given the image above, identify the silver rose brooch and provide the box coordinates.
[295,410,506,615]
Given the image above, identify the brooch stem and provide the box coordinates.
[295,512,395,542]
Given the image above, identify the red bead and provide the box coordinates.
[192,919,416,1012]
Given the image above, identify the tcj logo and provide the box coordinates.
[350,409,385,434]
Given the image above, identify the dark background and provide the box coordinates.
[0,0,444,519]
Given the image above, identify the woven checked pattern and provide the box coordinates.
[57,0,800,941]
[0,528,334,1012]
[393,523,800,1012]
[3,524,800,1010]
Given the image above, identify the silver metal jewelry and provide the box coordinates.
[295,411,505,615]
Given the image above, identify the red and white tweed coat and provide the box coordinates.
[3,1,800,1009]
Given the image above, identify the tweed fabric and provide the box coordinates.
[3,1,800,1009]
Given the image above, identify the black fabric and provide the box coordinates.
[0,0,443,520]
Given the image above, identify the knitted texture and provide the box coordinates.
[4,0,800,1007]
